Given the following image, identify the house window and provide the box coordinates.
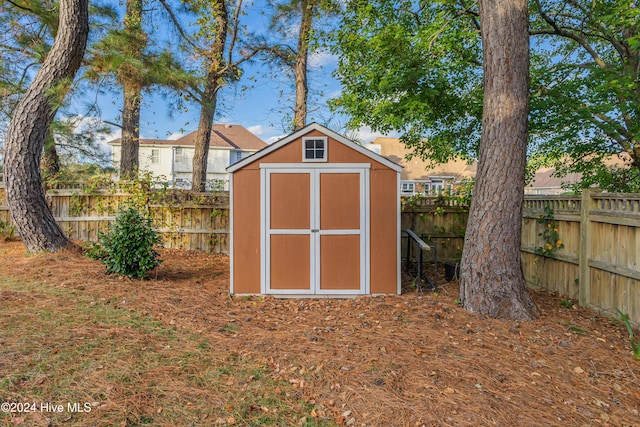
[229,150,246,166]
[401,182,415,194]
[175,147,184,164]
[431,180,444,193]
[151,149,159,164]
[303,137,327,162]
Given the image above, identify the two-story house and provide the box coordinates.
[365,137,477,196]
[109,124,266,189]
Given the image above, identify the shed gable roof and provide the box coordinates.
[227,123,402,173]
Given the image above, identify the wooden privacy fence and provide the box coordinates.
[522,191,640,325]
[2,185,639,324]
[403,192,640,325]
[401,198,468,263]
[0,186,229,253]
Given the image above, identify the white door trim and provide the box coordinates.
[260,164,369,295]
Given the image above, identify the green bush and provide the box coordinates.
[87,206,162,278]
[0,219,16,241]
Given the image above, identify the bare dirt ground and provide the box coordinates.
[1,240,639,426]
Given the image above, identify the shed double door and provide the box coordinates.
[261,165,369,295]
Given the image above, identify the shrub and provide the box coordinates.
[87,206,162,278]
[0,219,17,242]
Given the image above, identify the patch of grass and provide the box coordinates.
[616,308,640,360]
[560,298,574,309]
[0,276,334,426]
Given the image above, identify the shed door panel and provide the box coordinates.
[270,173,310,230]
[263,167,368,295]
[270,234,311,290]
[319,234,361,291]
[266,171,313,293]
[319,173,360,230]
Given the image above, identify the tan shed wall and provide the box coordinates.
[231,169,261,293]
[370,168,399,293]
[232,129,399,294]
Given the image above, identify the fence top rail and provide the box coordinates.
[523,196,582,213]
[592,192,640,201]
[523,195,581,202]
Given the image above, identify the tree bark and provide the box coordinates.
[42,133,61,181]
[192,0,227,192]
[191,73,220,192]
[118,0,143,178]
[292,0,313,131]
[458,0,539,320]
[120,82,141,177]
[3,0,88,252]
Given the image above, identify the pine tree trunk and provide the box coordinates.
[292,0,313,131]
[120,82,140,177]
[118,0,143,178]
[42,133,61,182]
[458,0,539,320]
[191,0,227,192]
[3,0,88,252]
[191,76,219,192]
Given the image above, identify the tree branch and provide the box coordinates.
[157,0,198,50]
[226,0,243,65]
[534,0,606,69]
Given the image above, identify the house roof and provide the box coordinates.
[526,154,630,190]
[374,136,633,191]
[107,124,266,151]
[371,137,476,181]
[227,123,403,173]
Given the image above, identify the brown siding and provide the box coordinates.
[243,129,389,169]
[232,169,261,293]
[370,168,399,293]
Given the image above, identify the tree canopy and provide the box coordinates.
[0,0,116,177]
[332,0,640,190]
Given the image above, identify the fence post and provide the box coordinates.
[578,190,594,307]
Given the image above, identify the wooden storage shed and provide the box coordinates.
[227,123,402,296]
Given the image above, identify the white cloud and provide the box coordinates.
[167,132,184,140]
[245,124,286,144]
[67,116,119,156]
[352,125,401,143]
[267,134,286,144]
[309,50,338,68]
[246,124,272,137]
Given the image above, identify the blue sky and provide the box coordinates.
[90,2,390,150]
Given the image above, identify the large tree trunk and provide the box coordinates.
[120,82,141,177]
[191,0,227,192]
[3,0,88,252]
[42,133,61,182]
[118,0,143,178]
[191,75,220,192]
[458,0,539,320]
[292,0,313,131]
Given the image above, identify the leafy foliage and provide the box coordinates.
[87,206,162,278]
[0,1,116,169]
[331,0,640,191]
[331,0,482,164]
[528,0,640,191]
[535,206,564,257]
